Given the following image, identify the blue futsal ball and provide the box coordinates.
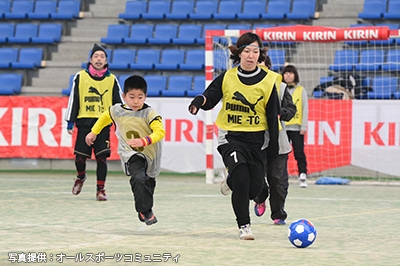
[288,219,317,248]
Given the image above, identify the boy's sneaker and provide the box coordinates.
[299,173,308,188]
[220,170,231,196]
[138,212,145,223]
[72,175,86,195]
[96,189,108,201]
[139,210,158,226]
[238,224,255,240]
[273,219,286,225]
[254,202,266,217]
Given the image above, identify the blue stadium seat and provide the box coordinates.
[154,49,185,70]
[31,23,62,44]
[0,23,15,43]
[161,75,192,97]
[261,1,290,20]
[0,1,11,19]
[328,50,359,72]
[384,1,400,19]
[355,49,385,71]
[214,48,231,72]
[165,1,194,20]
[237,0,266,20]
[124,24,153,44]
[393,91,400,99]
[147,24,178,45]
[118,74,130,89]
[172,24,202,45]
[382,49,400,72]
[100,24,130,45]
[253,23,276,30]
[11,48,44,69]
[313,76,335,98]
[118,0,147,20]
[0,73,23,95]
[180,50,205,70]
[320,76,335,84]
[27,0,57,20]
[186,75,205,97]
[213,0,242,20]
[141,1,170,20]
[227,23,252,30]
[61,74,75,96]
[196,24,226,45]
[367,76,398,99]
[7,23,38,43]
[358,0,386,20]
[130,49,160,70]
[143,75,165,97]
[189,0,218,20]
[4,0,34,19]
[286,0,316,20]
[108,49,136,70]
[50,1,81,20]
[268,49,286,72]
[0,48,19,68]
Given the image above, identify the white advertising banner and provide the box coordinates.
[351,100,400,177]
[146,98,224,173]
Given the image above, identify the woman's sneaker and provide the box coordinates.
[254,202,266,217]
[238,224,255,240]
[72,175,86,195]
[273,219,286,225]
[96,189,108,201]
[299,173,308,188]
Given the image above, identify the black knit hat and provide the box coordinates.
[90,43,107,58]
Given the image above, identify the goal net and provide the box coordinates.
[205,25,400,184]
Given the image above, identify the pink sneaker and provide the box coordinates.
[254,202,266,217]
[273,219,286,225]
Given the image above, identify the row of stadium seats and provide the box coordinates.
[359,0,400,20]
[62,74,206,98]
[314,75,400,99]
[0,22,62,43]
[100,23,297,46]
[329,48,400,72]
[0,47,45,69]
[119,0,317,21]
[0,0,82,20]
[78,48,286,72]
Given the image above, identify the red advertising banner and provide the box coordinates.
[255,25,391,42]
[287,99,352,175]
[0,96,119,160]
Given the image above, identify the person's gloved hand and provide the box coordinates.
[188,95,205,115]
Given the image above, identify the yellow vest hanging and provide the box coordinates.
[286,85,303,126]
[216,66,281,132]
[77,70,115,119]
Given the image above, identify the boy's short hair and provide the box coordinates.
[124,75,147,94]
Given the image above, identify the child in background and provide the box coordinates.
[282,65,309,188]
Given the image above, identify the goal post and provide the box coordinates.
[204,25,400,184]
